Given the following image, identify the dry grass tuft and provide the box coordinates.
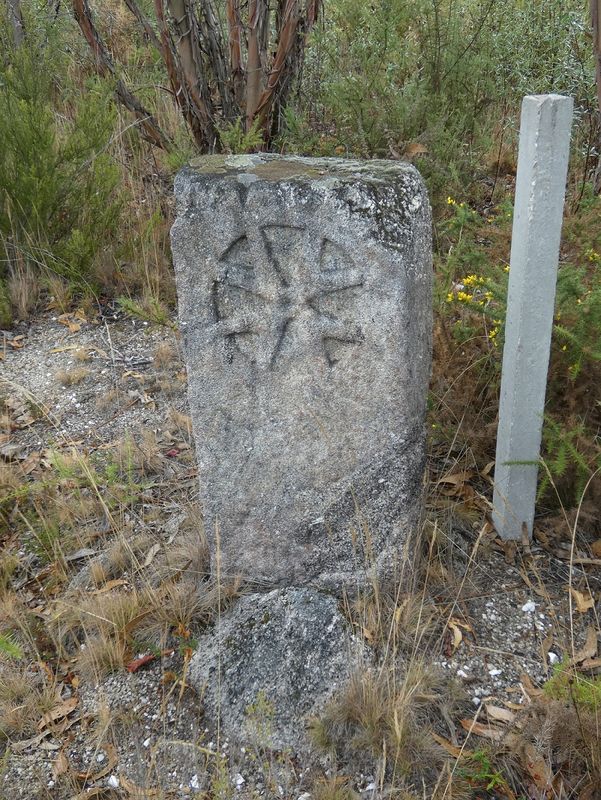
[55,367,90,386]
[312,659,462,786]
[153,341,177,369]
[77,635,128,680]
[0,666,56,739]
[73,347,92,363]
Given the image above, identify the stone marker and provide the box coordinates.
[171,154,432,591]
[493,95,573,540]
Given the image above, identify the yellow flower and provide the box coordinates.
[447,196,456,206]
[504,265,510,273]
[561,345,567,351]
[457,291,471,302]
[484,291,493,301]
[446,292,454,302]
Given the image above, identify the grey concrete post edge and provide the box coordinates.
[492,95,573,540]
[171,154,433,592]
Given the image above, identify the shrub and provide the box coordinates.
[0,13,121,318]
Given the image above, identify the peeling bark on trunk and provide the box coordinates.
[254,0,300,133]
[165,0,217,147]
[246,0,264,130]
[226,0,244,107]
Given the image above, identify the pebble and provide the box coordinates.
[521,601,536,613]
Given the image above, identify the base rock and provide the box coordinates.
[189,587,365,754]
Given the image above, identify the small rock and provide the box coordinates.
[107,775,120,789]
[521,601,536,613]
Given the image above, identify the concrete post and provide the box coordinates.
[492,95,573,540]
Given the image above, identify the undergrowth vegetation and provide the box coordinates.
[0,0,600,796]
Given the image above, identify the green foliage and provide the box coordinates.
[218,117,264,154]
[0,635,24,661]
[459,748,508,791]
[117,295,174,327]
[544,662,601,712]
[538,417,595,502]
[303,0,591,199]
[0,16,121,303]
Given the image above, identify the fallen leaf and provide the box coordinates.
[38,696,78,731]
[57,314,81,333]
[459,719,505,741]
[126,653,156,673]
[541,632,553,666]
[522,742,553,791]
[484,704,516,725]
[403,142,429,159]
[8,335,25,349]
[591,540,601,558]
[570,626,598,665]
[13,713,82,752]
[437,470,473,486]
[570,587,595,613]
[579,657,601,670]
[143,543,161,567]
[52,750,69,779]
[119,774,162,798]
[446,618,473,654]
[520,673,543,699]
[431,732,466,758]
[91,579,129,594]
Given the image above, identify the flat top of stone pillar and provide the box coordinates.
[186,153,419,184]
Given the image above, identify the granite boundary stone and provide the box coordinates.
[171,154,432,592]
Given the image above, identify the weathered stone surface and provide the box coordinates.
[171,155,432,591]
[188,587,363,753]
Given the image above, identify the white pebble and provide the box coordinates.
[235,774,245,787]
[472,696,481,706]
[96,753,105,762]
[143,737,151,748]
[456,669,468,678]
[521,601,536,613]
[488,668,502,677]
[548,652,559,665]
[190,774,200,790]
[107,776,120,789]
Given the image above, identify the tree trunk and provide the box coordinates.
[246,0,264,130]
[6,0,25,47]
[226,0,244,107]
[165,0,217,147]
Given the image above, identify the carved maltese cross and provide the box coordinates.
[211,225,365,368]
